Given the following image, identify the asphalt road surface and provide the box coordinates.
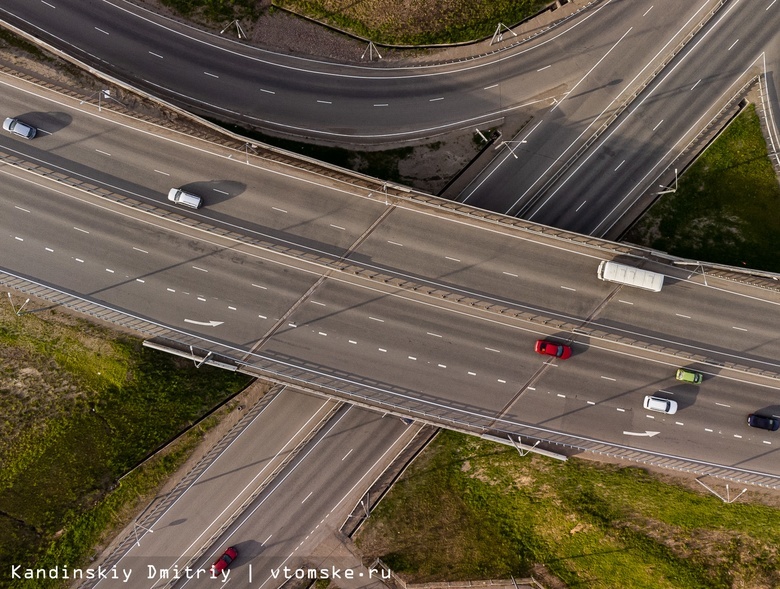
[1,79,779,483]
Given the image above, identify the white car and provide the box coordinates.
[643,395,678,414]
[167,188,202,209]
[3,117,37,139]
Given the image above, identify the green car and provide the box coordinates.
[676,368,703,384]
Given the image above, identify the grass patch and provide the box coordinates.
[159,0,259,22]
[0,301,251,587]
[272,0,552,45]
[356,430,780,588]
[625,104,780,272]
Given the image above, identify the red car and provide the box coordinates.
[211,547,238,575]
[534,339,572,360]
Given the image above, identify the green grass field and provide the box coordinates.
[271,0,551,45]
[0,302,251,588]
[356,430,780,588]
[626,104,780,272]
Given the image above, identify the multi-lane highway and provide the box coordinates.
[2,77,779,485]
[90,386,420,589]
[0,0,707,143]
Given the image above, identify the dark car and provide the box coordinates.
[211,546,238,575]
[747,414,780,431]
[534,339,572,360]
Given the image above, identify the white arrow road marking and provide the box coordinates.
[184,319,224,327]
[623,431,660,437]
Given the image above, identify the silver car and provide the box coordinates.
[3,117,37,139]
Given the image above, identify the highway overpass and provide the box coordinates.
[1,75,779,487]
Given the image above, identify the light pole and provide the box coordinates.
[498,139,528,159]
[657,168,678,194]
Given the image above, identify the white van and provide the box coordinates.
[597,261,664,292]
[167,188,202,209]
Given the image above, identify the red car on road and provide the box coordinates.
[534,339,572,360]
[211,547,238,575]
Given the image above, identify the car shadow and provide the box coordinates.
[181,180,246,204]
[18,111,73,135]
